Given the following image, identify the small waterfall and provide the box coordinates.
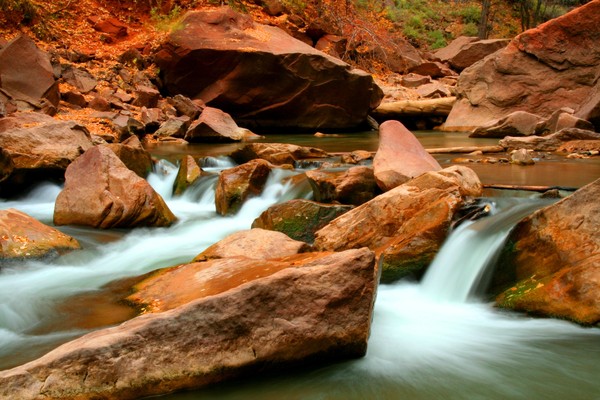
[420,198,554,303]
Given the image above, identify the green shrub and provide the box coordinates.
[458,4,480,24]
[427,30,447,49]
[0,0,37,24]
[462,22,479,36]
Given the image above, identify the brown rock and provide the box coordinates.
[0,121,93,170]
[510,149,535,165]
[90,16,128,38]
[575,80,600,130]
[229,143,330,166]
[444,1,600,131]
[534,108,595,135]
[154,8,383,131]
[61,65,98,94]
[0,209,80,262]
[0,35,59,113]
[315,34,347,58]
[104,135,154,178]
[0,149,14,183]
[494,178,600,325]
[132,85,160,108]
[470,111,544,138]
[215,159,272,215]
[499,128,600,152]
[340,150,373,164]
[416,82,452,98]
[400,73,432,88]
[155,117,189,138]
[171,94,203,119]
[0,248,377,399]
[252,199,353,243]
[54,146,176,229]
[557,140,600,154]
[373,120,442,191]
[193,228,310,262]
[313,166,481,281]
[305,166,377,206]
[185,107,246,142]
[435,37,510,71]
[408,61,457,78]
[173,155,203,196]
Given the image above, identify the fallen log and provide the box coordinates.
[483,184,578,192]
[426,145,505,154]
[372,97,456,118]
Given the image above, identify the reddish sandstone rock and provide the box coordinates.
[172,155,204,196]
[0,120,93,170]
[499,128,600,152]
[435,36,510,71]
[373,120,442,191]
[185,107,247,142]
[193,228,310,262]
[0,248,377,399]
[252,199,353,243]
[470,111,544,138]
[154,7,383,131]
[314,166,481,281]
[0,35,59,113]
[104,135,154,178]
[229,143,330,166]
[0,149,14,183]
[0,209,80,261]
[444,0,600,131]
[305,166,378,206]
[495,178,600,325]
[54,146,176,229]
[215,159,272,215]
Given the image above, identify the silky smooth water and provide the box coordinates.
[1,138,599,399]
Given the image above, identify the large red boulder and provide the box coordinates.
[494,178,600,325]
[0,248,377,399]
[373,120,441,191]
[0,35,59,114]
[0,209,80,261]
[444,0,600,131]
[434,36,510,71]
[154,7,383,131]
[54,146,176,229]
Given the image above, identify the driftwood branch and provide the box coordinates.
[426,145,505,154]
[483,184,578,192]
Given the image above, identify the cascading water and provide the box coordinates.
[1,163,599,399]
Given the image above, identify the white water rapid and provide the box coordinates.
[1,164,599,400]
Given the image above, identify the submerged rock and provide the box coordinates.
[0,209,80,262]
[494,177,600,325]
[173,155,203,196]
[54,146,176,229]
[0,248,377,399]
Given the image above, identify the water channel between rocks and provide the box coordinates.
[1,131,599,399]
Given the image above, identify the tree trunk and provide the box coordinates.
[478,0,492,39]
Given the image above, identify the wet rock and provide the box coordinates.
[313,166,481,281]
[0,209,80,263]
[193,228,310,262]
[0,35,59,113]
[306,166,377,206]
[470,111,544,138]
[340,150,373,165]
[173,155,203,196]
[373,120,441,191]
[154,7,382,131]
[229,143,330,166]
[0,149,14,183]
[444,1,600,131]
[185,107,247,142]
[494,178,600,325]
[499,128,600,152]
[54,146,176,229]
[0,248,377,399]
[252,199,353,244]
[510,149,535,165]
[215,159,272,215]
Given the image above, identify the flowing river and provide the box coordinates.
[1,132,599,399]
